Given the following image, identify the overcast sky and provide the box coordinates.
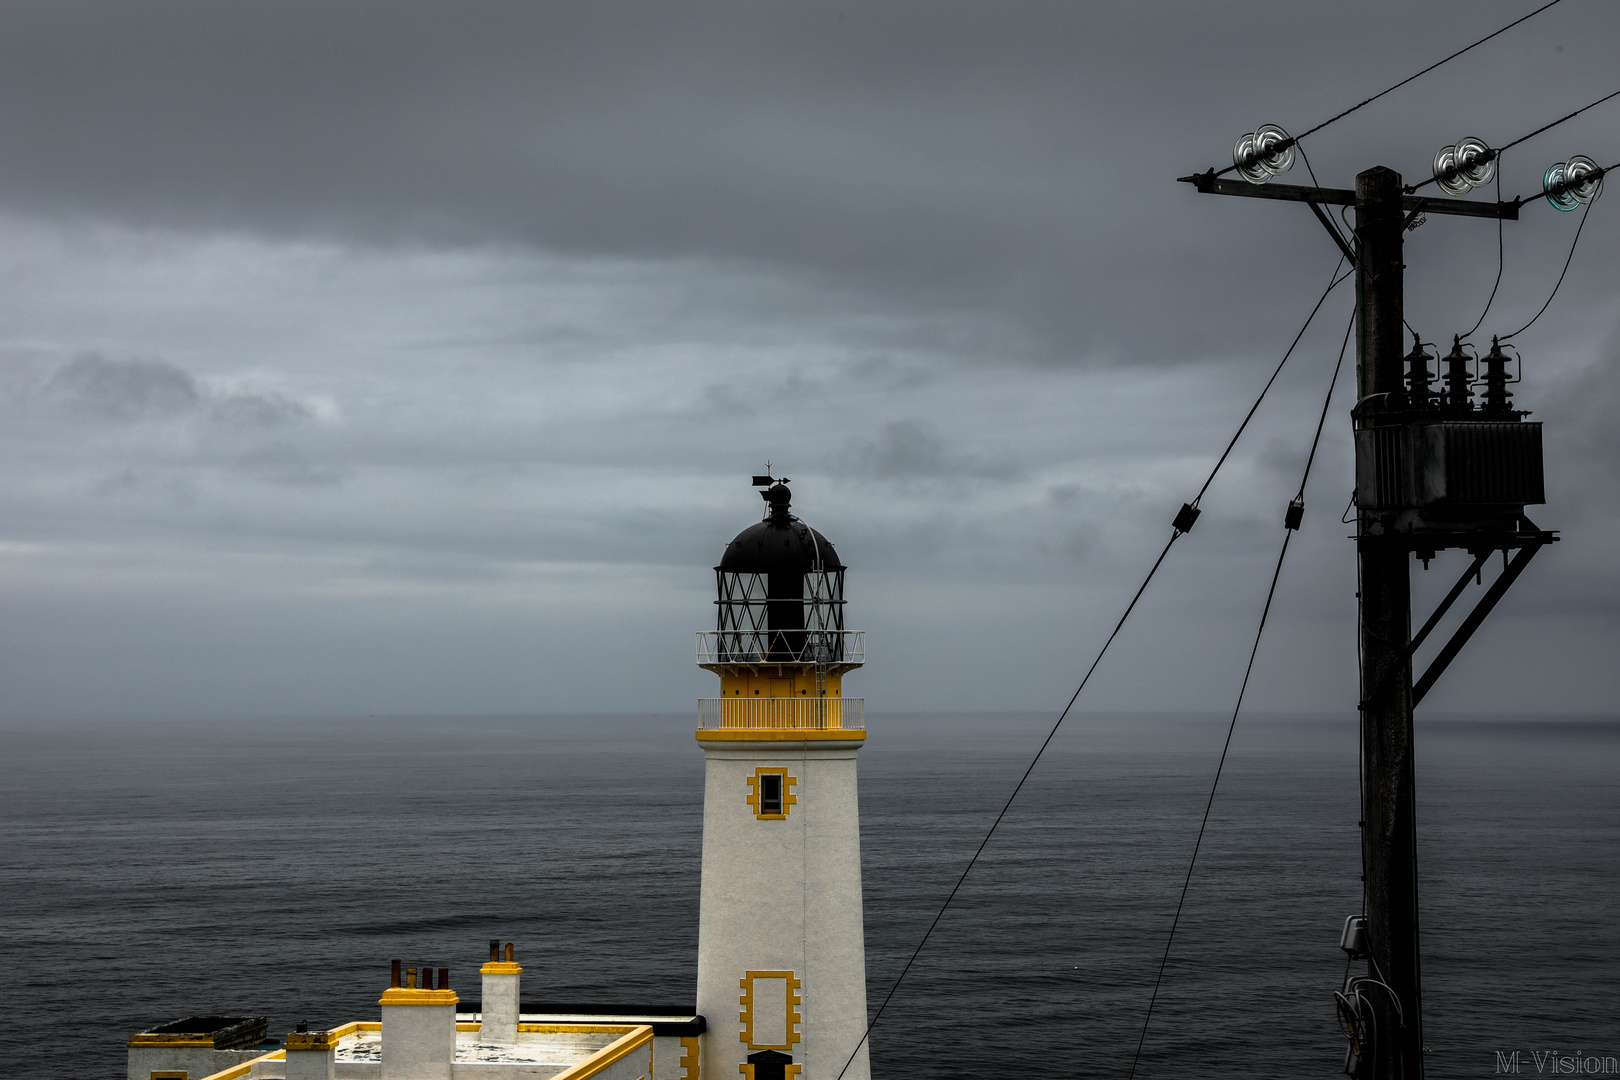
[0,1,1615,719]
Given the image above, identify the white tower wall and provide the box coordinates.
[695,734,870,1080]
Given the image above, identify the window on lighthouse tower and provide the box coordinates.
[759,773,784,815]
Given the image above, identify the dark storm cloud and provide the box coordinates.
[849,418,1020,483]
[44,354,200,420]
[2,1,1607,362]
[36,353,309,427]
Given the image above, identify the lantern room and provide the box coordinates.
[696,476,864,724]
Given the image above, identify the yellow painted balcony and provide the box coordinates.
[697,697,866,731]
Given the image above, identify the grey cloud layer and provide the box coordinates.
[1,2,1613,359]
[0,3,1615,717]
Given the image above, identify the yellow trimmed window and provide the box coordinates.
[745,768,797,819]
[738,970,802,1051]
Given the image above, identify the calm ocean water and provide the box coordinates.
[2,712,1616,1079]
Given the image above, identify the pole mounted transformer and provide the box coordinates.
[1182,154,1557,1078]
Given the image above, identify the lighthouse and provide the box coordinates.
[694,476,870,1080]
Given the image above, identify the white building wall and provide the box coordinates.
[695,736,870,1080]
[380,1001,456,1080]
[480,966,521,1046]
[127,1045,268,1080]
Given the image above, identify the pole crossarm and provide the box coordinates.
[1179,171,1521,219]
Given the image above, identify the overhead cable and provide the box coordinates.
[1497,87,1620,156]
[1500,200,1595,340]
[830,257,1353,1080]
[1214,0,1566,180]
[1127,303,1358,1080]
[1407,87,1620,195]
[1464,172,1505,338]
[1513,157,1618,206]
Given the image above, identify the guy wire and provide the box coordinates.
[829,258,1354,1080]
[1126,302,1358,1080]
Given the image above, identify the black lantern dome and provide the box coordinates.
[713,479,847,664]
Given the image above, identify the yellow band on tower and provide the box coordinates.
[378,988,461,1006]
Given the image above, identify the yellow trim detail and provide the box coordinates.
[717,670,843,698]
[737,970,802,1051]
[697,729,864,742]
[745,767,798,819]
[193,1050,284,1080]
[284,1030,339,1051]
[548,1025,654,1080]
[150,1073,189,1079]
[516,1023,645,1034]
[680,1035,701,1080]
[378,988,460,1006]
[129,1035,217,1047]
[480,961,524,975]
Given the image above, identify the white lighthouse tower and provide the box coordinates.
[694,476,870,1080]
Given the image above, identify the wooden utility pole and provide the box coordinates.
[1183,155,1545,1077]
[1354,165,1423,1080]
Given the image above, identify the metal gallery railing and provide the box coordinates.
[695,630,865,667]
[697,697,866,731]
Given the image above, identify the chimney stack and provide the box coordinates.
[479,941,523,1047]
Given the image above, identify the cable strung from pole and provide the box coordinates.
[829,257,1353,1080]
[1500,199,1594,340]
[829,531,1181,1080]
[1498,87,1620,156]
[1408,87,1620,194]
[1512,157,1619,205]
[1464,172,1505,338]
[1193,261,1352,507]
[1126,303,1357,1080]
[1213,0,1565,179]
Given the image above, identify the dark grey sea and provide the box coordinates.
[2,712,1616,1079]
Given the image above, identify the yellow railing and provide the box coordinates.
[698,697,864,730]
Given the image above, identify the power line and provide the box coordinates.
[1407,87,1620,195]
[1126,303,1357,1080]
[1512,157,1617,205]
[830,259,1353,1080]
[1498,87,1620,155]
[1500,199,1595,340]
[1464,172,1505,338]
[1215,0,1566,179]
